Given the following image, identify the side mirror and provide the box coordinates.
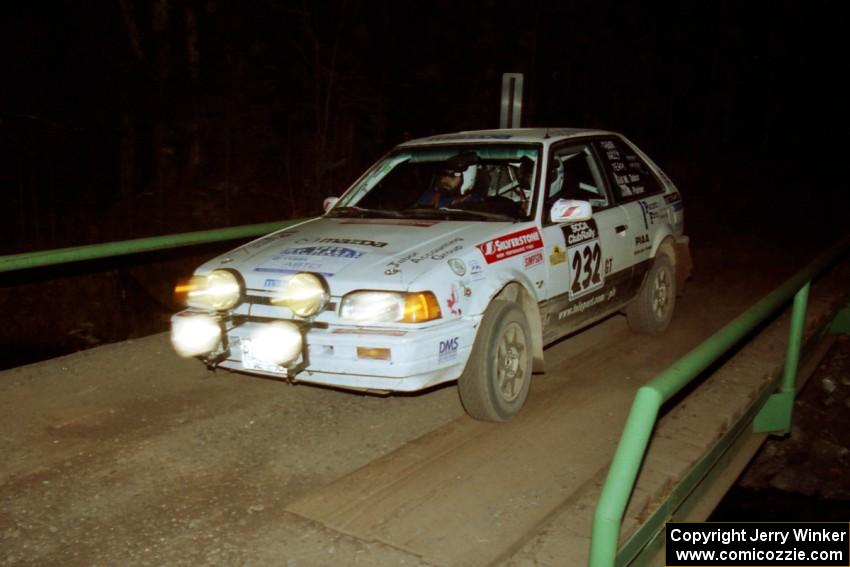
[323,196,339,213]
[549,199,592,223]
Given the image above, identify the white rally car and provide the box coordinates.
[171,128,691,421]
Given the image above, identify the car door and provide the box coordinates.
[539,142,633,343]
[592,137,668,290]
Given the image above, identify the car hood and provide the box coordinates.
[196,217,516,294]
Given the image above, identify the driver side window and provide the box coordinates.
[546,144,609,216]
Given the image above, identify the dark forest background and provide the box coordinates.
[2,1,848,256]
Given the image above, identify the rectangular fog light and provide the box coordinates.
[356,347,391,360]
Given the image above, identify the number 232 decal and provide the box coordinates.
[568,239,604,299]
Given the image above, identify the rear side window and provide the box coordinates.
[594,139,663,203]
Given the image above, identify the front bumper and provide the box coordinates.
[171,311,480,392]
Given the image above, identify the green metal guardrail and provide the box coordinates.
[0,219,306,274]
[589,236,850,567]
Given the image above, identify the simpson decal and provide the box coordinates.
[524,251,544,269]
[477,227,543,264]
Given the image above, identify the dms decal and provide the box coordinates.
[264,278,282,288]
[524,251,544,269]
[562,219,598,246]
[477,227,543,264]
[254,246,364,277]
[438,337,459,362]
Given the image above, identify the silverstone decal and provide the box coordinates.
[254,246,364,277]
[550,245,566,266]
[337,218,440,227]
[523,251,544,269]
[477,227,543,264]
[564,219,604,300]
[384,238,465,272]
[438,337,460,362]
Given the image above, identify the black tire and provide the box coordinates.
[458,300,533,422]
[626,253,676,335]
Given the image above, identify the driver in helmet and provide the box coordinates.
[416,152,481,208]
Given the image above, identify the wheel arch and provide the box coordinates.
[493,281,545,374]
[651,231,691,293]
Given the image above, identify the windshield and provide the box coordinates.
[329,145,540,221]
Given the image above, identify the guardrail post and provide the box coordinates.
[590,386,663,567]
[753,282,810,434]
[829,301,850,334]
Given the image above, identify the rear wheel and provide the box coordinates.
[458,300,532,422]
[626,253,676,335]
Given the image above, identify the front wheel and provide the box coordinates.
[626,253,676,335]
[458,300,532,422]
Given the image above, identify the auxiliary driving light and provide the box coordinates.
[177,270,242,311]
[272,272,329,317]
[171,314,222,358]
[249,321,303,366]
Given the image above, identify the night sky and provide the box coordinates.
[2,1,848,255]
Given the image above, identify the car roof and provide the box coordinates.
[398,128,616,147]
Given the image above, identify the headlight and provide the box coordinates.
[272,273,329,317]
[340,291,441,323]
[176,270,242,310]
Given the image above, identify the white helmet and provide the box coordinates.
[441,152,479,194]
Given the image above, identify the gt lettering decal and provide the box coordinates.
[568,239,604,299]
[477,227,543,264]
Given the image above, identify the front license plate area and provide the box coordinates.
[240,339,288,376]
